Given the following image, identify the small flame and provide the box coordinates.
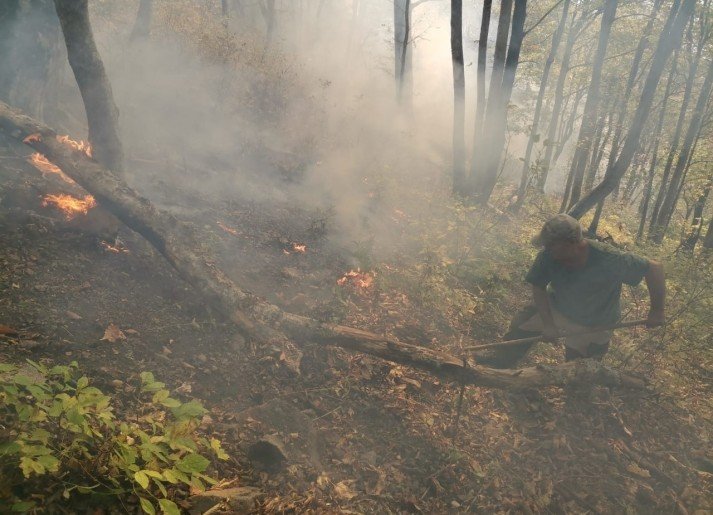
[23,133,42,144]
[337,269,375,289]
[42,193,96,220]
[100,241,129,253]
[291,243,307,254]
[29,153,76,184]
[217,220,240,237]
[57,135,93,158]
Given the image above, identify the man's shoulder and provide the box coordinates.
[587,239,643,259]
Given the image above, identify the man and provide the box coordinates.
[484,214,666,369]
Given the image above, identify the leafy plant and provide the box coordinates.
[0,361,228,514]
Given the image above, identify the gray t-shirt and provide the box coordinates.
[525,239,650,327]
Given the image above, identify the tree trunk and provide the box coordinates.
[130,0,153,41]
[0,101,647,390]
[680,178,711,251]
[514,0,570,207]
[53,0,124,176]
[470,0,492,190]
[470,0,512,198]
[703,214,713,249]
[651,56,713,243]
[636,53,674,242]
[475,0,528,204]
[394,0,411,103]
[451,0,466,194]
[602,0,665,183]
[0,0,63,125]
[537,10,581,192]
[649,13,701,235]
[564,0,617,210]
[567,0,694,220]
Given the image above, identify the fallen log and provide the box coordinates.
[0,101,646,390]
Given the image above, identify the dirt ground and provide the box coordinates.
[1,141,712,514]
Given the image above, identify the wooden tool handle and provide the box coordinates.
[464,319,650,352]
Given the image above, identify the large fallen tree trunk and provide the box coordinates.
[0,101,645,390]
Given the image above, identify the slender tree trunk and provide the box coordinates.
[222,0,229,17]
[583,89,614,193]
[514,0,570,207]
[564,0,617,210]
[475,0,528,204]
[130,0,153,41]
[681,178,711,251]
[538,11,580,191]
[651,56,713,243]
[649,15,702,234]
[394,0,411,103]
[568,0,694,220]
[470,0,492,191]
[602,0,665,180]
[53,0,124,175]
[471,0,512,197]
[703,214,713,249]
[451,0,466,193]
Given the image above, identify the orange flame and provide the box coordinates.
[57,135,93,158]
[100,241,129,253]
[29,153,76,184]
[42,194,96,220]
[23,133,42,144]
[337,269,375,289]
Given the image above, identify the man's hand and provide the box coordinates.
[542,324,561,342]
[646,309,665,328]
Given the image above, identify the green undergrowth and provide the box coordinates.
[0,361,228,514]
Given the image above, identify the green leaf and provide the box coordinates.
[143,469,164,480]
[139,497,156,515]
[153,477,168,497]
[76,376,89,389]
[152,389,170,403]
[171,400,206,420]
[19,456,45,477]
[210,438,229,460]
[13,375,35,386]
[36,454,60,472]
[11,501,36,512]
[176,453,210,474]
[162,469,179,484]
[140,372,155,384]
[134,470,150,489]
[158,499,181,515]
[0,363,16,373]
[160,397,181,408]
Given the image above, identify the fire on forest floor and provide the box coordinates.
[0,150,710,514]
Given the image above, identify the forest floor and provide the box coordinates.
[1,140,712,514]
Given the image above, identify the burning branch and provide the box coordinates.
[41,193,97,220]
[29,152,76,184]
[337,269,374,290]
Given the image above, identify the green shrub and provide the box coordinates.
[0,361,228,514]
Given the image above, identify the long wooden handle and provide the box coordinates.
[464,319,650,352]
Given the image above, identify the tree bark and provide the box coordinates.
[0,101,646,390]
[53,0,124,176]
[563,0,617,210]
[470,0,512,198]
[567,0,695,220]
[602,0,665,183]
[680,178,711,251]
[537,12,581,191]
[394,0,412,103]
[648,12,701,235]
[475,0,527,204]
[451,0,466,194]
[470,0,492,191]
[703,214,713,249]
[130,0,153,41]
[514,0,570,208]
[651,57,713,243]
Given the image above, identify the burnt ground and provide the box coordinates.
[1,143,712,514]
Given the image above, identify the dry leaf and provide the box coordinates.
[0,325,19,335]
[627,463,651,478]
[334,481,357,500]
[65,311,82,320]
[101,323,126,343]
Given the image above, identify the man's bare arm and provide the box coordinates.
[644,260,665,327]
[533,285,559,340]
